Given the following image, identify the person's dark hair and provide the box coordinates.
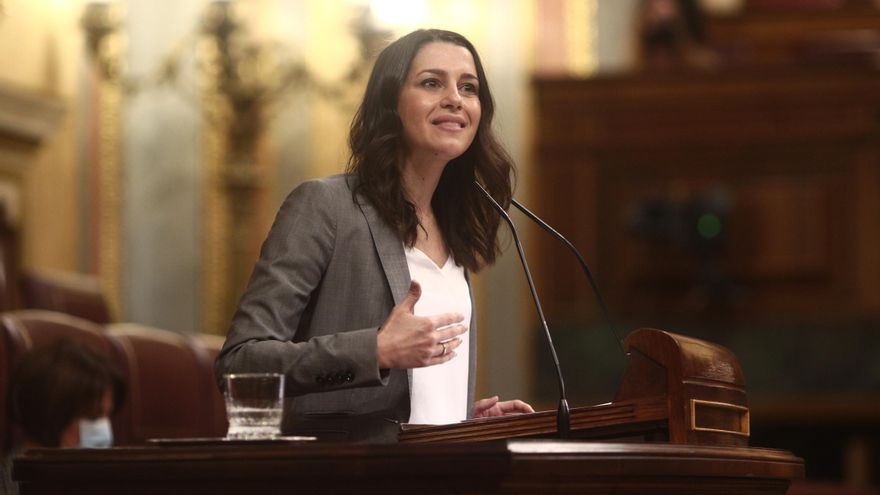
[347,28,514,272]
[9,340,125,447]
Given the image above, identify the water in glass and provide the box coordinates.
[224,373,284,440]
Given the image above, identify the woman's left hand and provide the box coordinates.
[472,396,535,418]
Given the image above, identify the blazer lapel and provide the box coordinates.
[355,191,410,306]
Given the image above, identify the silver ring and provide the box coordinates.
[440,341,447,357]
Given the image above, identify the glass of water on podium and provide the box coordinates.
[224,373,284,440]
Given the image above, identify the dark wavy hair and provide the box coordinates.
[347,29,514,272]
[9,340,125,447]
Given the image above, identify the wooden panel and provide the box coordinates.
[855,148,880,312]
[597,147,853,317]
[707,1,880,68]
[735,177,829,278]
[533,69,880,320]
[12,440,804,495]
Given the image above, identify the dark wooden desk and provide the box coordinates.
[14,439,803,495]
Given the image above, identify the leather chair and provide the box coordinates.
[19,270,112,324]
[191,332,229,437]
[106,323,227,443]
[0,310,129,451]
[0,203,20,312]
[0,311,228,451]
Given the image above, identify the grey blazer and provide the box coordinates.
[214,174,477,442]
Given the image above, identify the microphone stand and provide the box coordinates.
[475,182,570,439]
[510,199,626,355]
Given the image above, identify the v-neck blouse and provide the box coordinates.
[404,246,472,424]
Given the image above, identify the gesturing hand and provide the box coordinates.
[376,280,467,369]
[472,396,535,418]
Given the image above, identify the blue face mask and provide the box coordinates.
[79,417,113,448]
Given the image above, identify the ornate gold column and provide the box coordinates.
[200,93,232,337]
[197,1,381,335]
[199,2,268,335]
[82,2,124,319]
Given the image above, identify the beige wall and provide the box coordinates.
[0,0,84,272]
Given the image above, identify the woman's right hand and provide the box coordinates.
[376,281,467,369]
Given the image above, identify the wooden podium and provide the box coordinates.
[400,328,751,446]
[13,329,803,494]
[14,439,803,495]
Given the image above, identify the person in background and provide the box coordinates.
[2,340,125,495]
[639,0,720,70]
[215,28,533,442]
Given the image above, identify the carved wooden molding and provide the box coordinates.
[0,81,64,147]
[0,81,65,180]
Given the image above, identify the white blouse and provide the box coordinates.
[404,246,472,425]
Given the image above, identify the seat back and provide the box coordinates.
[0,310,129,451]
[106,323,227,442]
[192,332,229,437]
[20,270,112,324]
[0,205,19,313]
[0,311,228,451]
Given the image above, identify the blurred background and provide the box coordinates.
[1,0,878,490]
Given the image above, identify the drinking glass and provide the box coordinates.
[224,373,284,440]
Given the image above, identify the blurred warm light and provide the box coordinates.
[698,0,744,16]
[370,0,429,28]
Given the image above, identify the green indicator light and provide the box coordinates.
[697,213,722,239]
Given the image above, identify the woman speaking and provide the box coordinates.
[215,29,533,442]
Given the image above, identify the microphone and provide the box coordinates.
[509,198,626,355]
[475,181,570,439]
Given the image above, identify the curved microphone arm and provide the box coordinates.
[475,182,570,439]
[510,198,626,355]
